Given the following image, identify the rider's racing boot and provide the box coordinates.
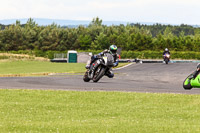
[105,69,114,78]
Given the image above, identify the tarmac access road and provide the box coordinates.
[0,62,200,94]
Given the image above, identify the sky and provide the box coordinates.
[1,0,200,25]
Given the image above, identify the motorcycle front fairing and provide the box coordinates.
[165,54,170,58]
[89,59,103,78]
[164,54,170,59]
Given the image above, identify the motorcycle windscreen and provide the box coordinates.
[191,75,200,88]
[104,53,114,66]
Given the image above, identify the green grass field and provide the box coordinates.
[0,60,85,76]
[0,60,130,76]
[1,60,198,132]
[0,89,200,132]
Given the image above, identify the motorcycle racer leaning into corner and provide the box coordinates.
[85,45,119,78]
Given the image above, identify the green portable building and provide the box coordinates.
[67,50,77,63]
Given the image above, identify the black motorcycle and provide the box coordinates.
[83,53,114,82]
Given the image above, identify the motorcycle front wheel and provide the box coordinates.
[93,66,105,82]
[164,58,169,64]
[183,75,192,90]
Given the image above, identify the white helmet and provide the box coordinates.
[165,48,168,51]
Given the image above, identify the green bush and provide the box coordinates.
[0,55,9,59]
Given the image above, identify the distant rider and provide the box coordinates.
[85,45,119,78]
[163,48,170,57]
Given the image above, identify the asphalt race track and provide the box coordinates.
[0,62,200,94]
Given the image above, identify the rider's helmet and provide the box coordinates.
[165,48,169,52]
[109,45,117,54]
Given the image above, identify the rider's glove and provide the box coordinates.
[93,55,100,59]
[96,54,101,58]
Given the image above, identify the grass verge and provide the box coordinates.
[0,60,130,76]
[0,60,85,76]
[0,89,200,132]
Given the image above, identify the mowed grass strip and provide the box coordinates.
[0,60,130,76]
[0,60,86,75]
[0,89,200,132]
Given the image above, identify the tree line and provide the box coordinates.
[1,17,200,52]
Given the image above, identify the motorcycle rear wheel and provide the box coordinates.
[183,75,192,90]
[83,70,90,82]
